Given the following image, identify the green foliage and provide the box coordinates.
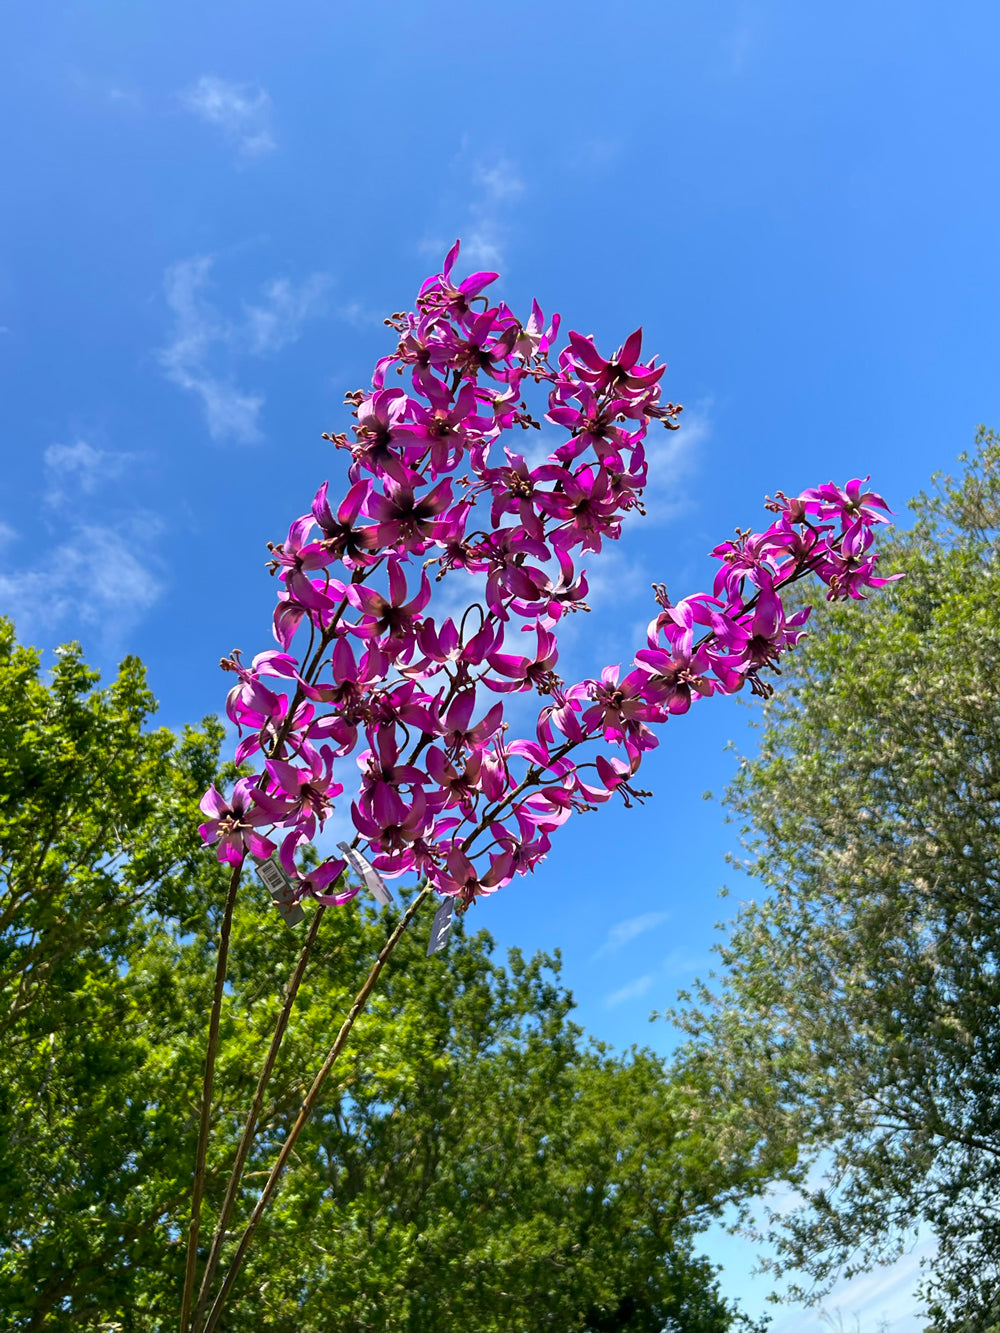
[672,431,1000,1330]
[0,623,231,1328]
[0,620,768,1332]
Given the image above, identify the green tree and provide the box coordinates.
[0,620,769,1331]
[672,431,1000,1332]
[0,621,227,1326]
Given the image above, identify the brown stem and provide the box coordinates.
[190,903,327,1333]
[179,861,242,1333]
[200,884,433,1333]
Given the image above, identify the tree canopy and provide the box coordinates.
[672,430,1000,1332]
[0,619,770,1332]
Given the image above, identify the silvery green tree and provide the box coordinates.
[673,431,1000,1333]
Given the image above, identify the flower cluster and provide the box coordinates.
[200,243,896,909]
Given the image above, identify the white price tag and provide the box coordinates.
[337,842,394,906]
[253,855,305,926]
[426,897,454,956]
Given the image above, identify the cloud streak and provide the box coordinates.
[593,910,671,959]
[243,275,332,354]
[605,974,655,1008]
[157,256,328,443]
[43,440,133,505]
[462,160,525,268]
[181,76,275,157]
[641,402,709,526]
[421,154,526,272]
[0,522,164,651]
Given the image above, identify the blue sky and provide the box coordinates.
[2,3,998,1327]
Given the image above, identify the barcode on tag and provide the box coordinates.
[337,842,394,906]
[254,855,305,926]
[426,897,454,956]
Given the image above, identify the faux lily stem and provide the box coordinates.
[179,861,242,1333]
[200,884,433,1333]
[190,903,327,1333]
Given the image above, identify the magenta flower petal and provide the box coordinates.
[199,785,228,818]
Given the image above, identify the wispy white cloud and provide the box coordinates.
[463,163,523,268]
[160,255,222,371]
[178,374,264,444]
[459,231,504,270]
[159,256,264,443]
[474,160,525,203]
[157,256,328,444]
[575,545,645,617]
[662,945,705,976]
[421,154,526,272]
[594,910,671,959]
[107,85,142,110]
[0,522,164,651]
[580,137,622,166]
[641,402,710,525]
[605,973,655,1009]
[597,940,706,1012]
[716,1164,933,1333]
[43,440,132,503]
[243,275,332,354]
[68,70,143,111]
[817,1238,933,1329]
[766,1240,932,1333]
[726,20,757,75]
[181,75,275,157]
[334,300,386,329]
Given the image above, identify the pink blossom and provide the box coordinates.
[199,240,896,914]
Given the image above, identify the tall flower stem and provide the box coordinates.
[200,884,434,1333]
[179,861,243,1333]
[189,903,328,1333]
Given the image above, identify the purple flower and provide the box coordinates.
[425,746,504,814]
[199,780,276,866]
[485,626,560,695]
[311,479,378,566]
[799,476,892,527]
[346,559,431,657]
[433,690,504,755]
[430,846,492,904]
[700,577,812,693]
[203,241,897,915]
[299,859,358,906]
[352,786,431,871]
[534,463,625,553]
[562,328,665,400]
[349,389,412,482]
[417,239,499,320]
[366,472,454,553]
[573,664,659,748]
[254,745,344,840]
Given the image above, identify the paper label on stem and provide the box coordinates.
[253,855,306,926]
[337,842,394,906]
[426,896,454,956]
